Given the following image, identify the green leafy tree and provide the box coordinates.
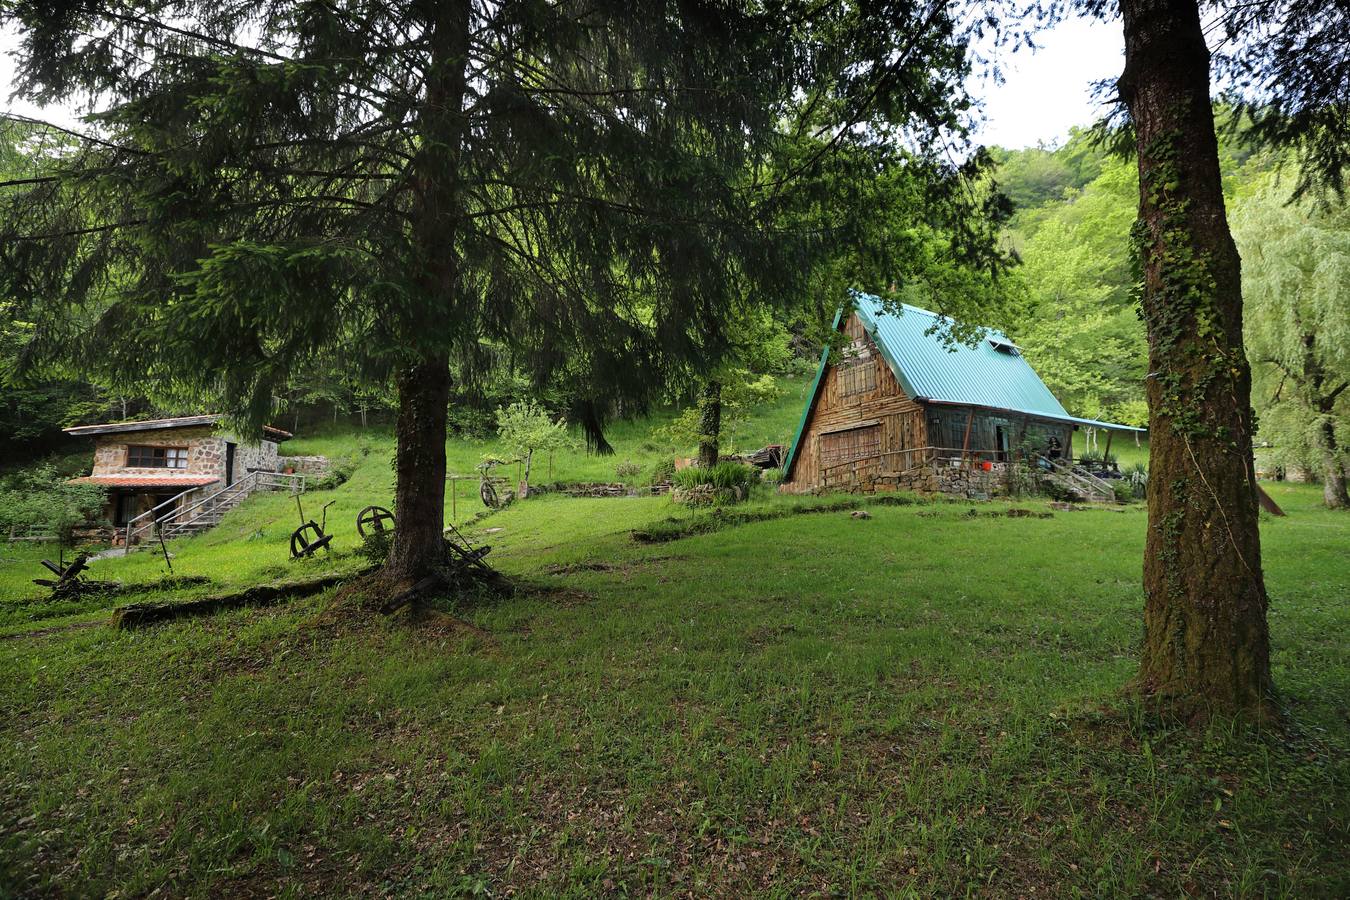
[659,372,781,462]
[494,401,574,492]
[1234,170,1350,508]
[1013,212,1148,425]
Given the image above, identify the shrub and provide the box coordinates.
[0,464,107,543]
[615,460,642,482]
[646,458,676,485]
[357,529,393,566]
[306,456,357,491]
[672,461,757,492]
[671,461,759,506]
[1125,462,1148,499]
[1078,449,1117,468]
[760,467,784,484]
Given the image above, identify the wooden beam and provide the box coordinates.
[1256,484,1286,517]
[1103,430,1114,467]
[960,409,974,462]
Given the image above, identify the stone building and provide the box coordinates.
[64,415,292,537]
[780,293,1144,500]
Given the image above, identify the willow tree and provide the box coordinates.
[0,1,988,595]
[1234,172,1350,508]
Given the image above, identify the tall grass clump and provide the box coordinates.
[672,461,758,492]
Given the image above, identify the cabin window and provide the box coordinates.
[126,445,188,469]
[836,358,877,397]
[819,424,881,467]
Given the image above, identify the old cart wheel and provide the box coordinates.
[290,521,332,558]
[356,505,395,539]
[479,478,499,509]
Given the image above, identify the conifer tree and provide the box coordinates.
[1065,0,1350,718]
[0,1,999,593]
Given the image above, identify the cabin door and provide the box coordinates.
[225,441,237,486]
[995,426,1010,462]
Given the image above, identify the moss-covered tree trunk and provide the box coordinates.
[697,380,723,468]
[385,355,451,581]
[384,0,470,584]
[1119,0,1276,719]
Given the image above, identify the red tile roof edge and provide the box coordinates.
[67,475,220,488]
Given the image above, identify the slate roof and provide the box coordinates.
[63,415,292,441]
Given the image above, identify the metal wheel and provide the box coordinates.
[479,478,499,509]
[290,521,332,558]
[356,505,395,539]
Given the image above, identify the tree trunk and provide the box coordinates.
[1300,330,1350,510]
[1317,415,1349,509]
[383,0,471,584]
[385,356,451,581]
[1119,0,1275,719]
[697,380,723,468]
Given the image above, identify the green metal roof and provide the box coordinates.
[781,292,1144,480]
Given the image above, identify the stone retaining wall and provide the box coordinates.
[279,455,331,477]
[847,461,1035,501]
[556,482,671,498]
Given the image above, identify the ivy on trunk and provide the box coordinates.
[1118,0,1275,719]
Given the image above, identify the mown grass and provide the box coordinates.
[0,480,1345,897]
[0,377,814,617]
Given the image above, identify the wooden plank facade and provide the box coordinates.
[782,313,1074,495]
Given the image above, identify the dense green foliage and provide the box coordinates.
[992,124,1350,462]
[0,463,105,541]
[1232,168,1350,498]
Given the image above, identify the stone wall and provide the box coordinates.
[234,437,281,474]
[92,426,224,479]
[843,460,1032,501]
[278,454,331,477]
[90,428,286,481]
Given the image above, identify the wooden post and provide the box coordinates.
[960,409,974,464]
[1103,431,1114,469]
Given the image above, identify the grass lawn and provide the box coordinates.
[1,477,1346,897]
[0,377,815,617]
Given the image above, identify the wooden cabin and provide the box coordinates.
[780,294,1143,499]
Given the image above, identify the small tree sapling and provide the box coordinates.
[495,402,575,494]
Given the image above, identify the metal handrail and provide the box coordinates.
[820,446,1016,478]
[124,470,305,545]
[1035,455,1115,500]
[157,471,304,531]
[122,484,206,546]
[154,473,259,532]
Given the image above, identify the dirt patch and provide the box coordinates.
[964,507,1054,519]
[543,561,621,575]
[0,620,105,642]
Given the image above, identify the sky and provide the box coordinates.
[973,14,1126,149]
[1,14,1128,150]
